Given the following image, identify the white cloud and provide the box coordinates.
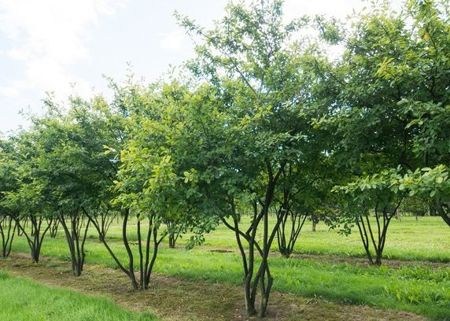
[283,0,365,21]
[160,29,187,51]
[0,84,20,98]
[0,0,128,99]
[283,0,403,22]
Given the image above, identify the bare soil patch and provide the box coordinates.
[287,252,450,269]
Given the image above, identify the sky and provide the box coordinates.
[0,0,371,134]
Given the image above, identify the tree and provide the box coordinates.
[176,0,327,316]
[335,169,404,265]
[11,94,118,275]
[81,81,210,290]
[321,0,449,260]
[0,138,18,257]
[31,107,90,276]
[275,160,335,258]
[394,0,450,226]
[274,165,309,258]
[2,131,54,263]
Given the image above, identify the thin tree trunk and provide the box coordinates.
[0,216,17,257]
[17,218,27,236]
[83,208,134,281]
[355,200,402,265]
[311,214,318,232]
[84,207,165,290]
[121,209,138,289]
[15,215,52,263]
[59,212,90,276]
[222,162,286,317]
[437,204,450,227]
[168,231,179,248]
[49,219,59,238]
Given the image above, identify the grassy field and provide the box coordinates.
[199,216,450,262]
[6,216,450,321]
[0,270,157,321]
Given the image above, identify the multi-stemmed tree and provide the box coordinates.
[175,0,332,316]
[31,96,118,276]
[2,131,54,263]
[324,0,450,262]
[0,139,18,258]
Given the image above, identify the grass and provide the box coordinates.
[8,216,450,321]
[0,256,428,321]
[199,216,450,262]
[0,270,158,321]
[155,250,450,320]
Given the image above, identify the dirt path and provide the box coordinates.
[286,252,450,268]
[205,247,449,269]
[0,254,428,321]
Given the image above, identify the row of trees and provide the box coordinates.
[0,0,449,317]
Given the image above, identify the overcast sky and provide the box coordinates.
[0,0,372,134]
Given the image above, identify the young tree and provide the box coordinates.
[275,166,309,258]
[49,219,59,238]
[176,0,328,316]
[64,96,125,275]
[275,161,334,258]
[3,132,54,263]
[26,95,119,275]
[335,169,404,265]
[32,113,90,276]
[82,81,211,290]
[0,139,18,257]
[323,0,449,259]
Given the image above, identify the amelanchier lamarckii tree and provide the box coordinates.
[0,139,18,258]
[108,82,181,291]
[0,0,447,317]
[31,96,118,276]
[175,0,331,316]
[335,169,406,265]
[275,163,337,258]
[325,0,450,263]
[81,80,212,291]
[399,0,450,226]
[2,130,54,263]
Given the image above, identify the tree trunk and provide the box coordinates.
[17,218,27,236]
[168,232,177,248]
[222,162,286,317]
[0,216,16,258]
[355,200,402,265]
[49,220,59,238]
[15,215,52,263]
[84,207,165,290]
[437,204,450,227]
[311,214,319,232]
[59,212,90,276]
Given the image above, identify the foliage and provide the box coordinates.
[0,0,449,318]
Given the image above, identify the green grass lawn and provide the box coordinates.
[92,215,450,262]
[8,216,450,321]
[0,270,157,321]
[198,216,450,262]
